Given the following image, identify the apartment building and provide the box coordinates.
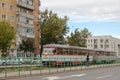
[0,0,40,57]
[0,0,16,28]
[87,35,120,57]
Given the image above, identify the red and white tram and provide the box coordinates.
[42,44,116,66]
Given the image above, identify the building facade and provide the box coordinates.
[0,0,40,57]
[87,35,120,57]
[0,0,16,28]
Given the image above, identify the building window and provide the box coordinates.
[105,39,109,43]
[94,45,97,49]
[26,19,29,23]
[88,40,90,42]
[104,45,109,49]
[100,45,103,48]
[10,16,14,22]
[91,39,92,42]
[2,3,6,9]
[106,45,109,48]
[94,39,97,44]
[2,14,7,20]
[10,5,14,11]
[91,44,92,47]
[27,0,32,4]
[27,28,34,34]
[100,39,103,43]
[88,45,90,47]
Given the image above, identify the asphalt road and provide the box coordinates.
[11,66,120,80]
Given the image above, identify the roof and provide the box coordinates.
[43,44,116,53]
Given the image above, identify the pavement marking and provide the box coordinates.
[46,74,86,80]
[46,76,59,80]
[96,75,112,79]
[71,74,86,77]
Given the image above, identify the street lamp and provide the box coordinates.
[39,16,43,57]
[40,27,43,57]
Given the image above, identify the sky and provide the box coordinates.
[40,0,120,38]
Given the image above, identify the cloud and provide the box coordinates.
[41,0,120,22]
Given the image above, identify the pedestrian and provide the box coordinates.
[86,54,89,66]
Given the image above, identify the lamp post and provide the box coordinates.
[40,26,43,57]
[39,16,43,57]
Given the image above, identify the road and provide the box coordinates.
[10,66,120,80]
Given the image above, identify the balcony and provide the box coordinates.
[26,13,34,19]
[17,11,26,17]
[16,1,34,10]
[27,23,34,28]
[19,32,35,38]
[26,33,35,38]
[17,11,34,19]
[26,4,34,10]
[17,22,34,28]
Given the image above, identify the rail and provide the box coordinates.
[0,57,120,79]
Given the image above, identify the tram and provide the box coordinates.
[42,44,116,66]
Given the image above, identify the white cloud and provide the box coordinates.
[41,0,120,22]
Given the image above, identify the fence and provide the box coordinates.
[0,57,120,79]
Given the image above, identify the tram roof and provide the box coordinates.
[43,44,116,53]
[44,44,87,49]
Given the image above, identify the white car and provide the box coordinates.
[0,57,23,66]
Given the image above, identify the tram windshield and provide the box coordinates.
[42,48,56,54]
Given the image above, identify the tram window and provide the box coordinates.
[68,49,74,55]
[58,48,63,55]
[83,52,86,55]
[78,52,82,55]
[106,52,109,55]
[52,50,56,54]
[43,49,47,54]
[82,52,85,55]
[67,51,70,55]
[50,50,53,54]
[80,51,84,55]
[48,50,50,54]
[89,51,93,56]
[78,50,81,55]
[111,53,114,56]
[74,49,78,55]
[64,51,68,55]
[69,49,73,55]
[67,49,71,55]
[63,48,68,55]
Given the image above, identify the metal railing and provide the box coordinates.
[0,57,120,79]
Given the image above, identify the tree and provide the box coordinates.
[79,28,92,47]
[19,38,35,57]
[0,21,14,57]
[40,9,69,45]
[67,28,92,47]
[67,28,81,46]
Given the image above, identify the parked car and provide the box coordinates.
[0,57,24,66]
[32,58,42,64]
[22,57,42,65]
[0,58,6,65]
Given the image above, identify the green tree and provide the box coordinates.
[19,38,35,54]
[67,28,80,46]
[67,28,91,47]
[0,21,14,57]
[40,9,69,45]
[79,28,92,47]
